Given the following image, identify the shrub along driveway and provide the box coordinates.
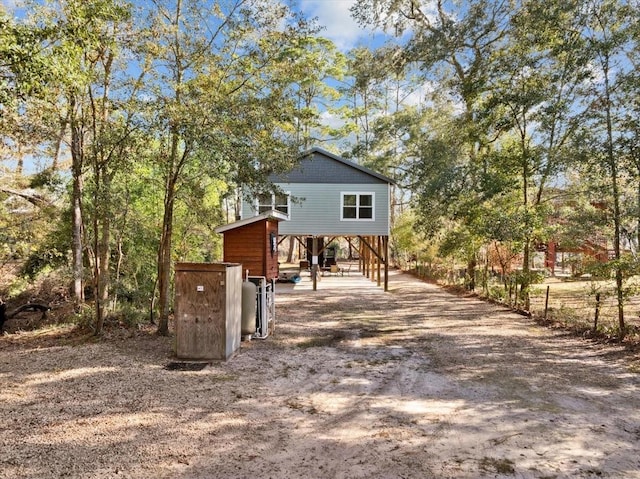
[1,270,639,478]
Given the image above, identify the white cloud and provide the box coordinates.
[319,110,345,130]
[400,81,435,108]
[1,0,17,11]
[299,0,378,51]
[1,0,28,16]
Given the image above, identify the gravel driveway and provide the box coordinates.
[1,269,639,478]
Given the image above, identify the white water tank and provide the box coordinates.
[241,280,257,337]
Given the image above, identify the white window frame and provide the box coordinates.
[254,192,290,217]
[340,192,375,222]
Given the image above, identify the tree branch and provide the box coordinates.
[0,187,52,207]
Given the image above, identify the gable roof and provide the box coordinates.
[271,147,396,185]
[214,210,288,234]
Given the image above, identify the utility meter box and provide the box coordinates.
[174,262,242,360]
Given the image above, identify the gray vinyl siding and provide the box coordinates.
[242,183,390,236]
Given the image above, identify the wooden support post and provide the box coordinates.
[376,236,382,287]
[360,236,364,277]
[367,238,371,280]
[363,238,369,278]
[369,237,372,281]
[368,236,372,281]
[384,236,389,292]
[372,236,377,284]
[373,236,377,283]
[372,235,376,282]
[312,236,318,291]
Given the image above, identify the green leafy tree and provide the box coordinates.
[34,0,135,332]
[279,36,346,150]
[616,3,640,256]
[577,0,636,338]
[340,46,387,162]
[138,0,316,334]
[340,45,424,228]
[482,0,592,303]
[1,7,60,176]
[353,0,515,286]
[0,6,54,108]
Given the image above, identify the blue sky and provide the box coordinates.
[1,0,389,52]
[1,0,403,171]
[297,0,386,51]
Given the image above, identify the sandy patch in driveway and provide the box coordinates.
[1,270,639,478]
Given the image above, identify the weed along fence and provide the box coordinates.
[491,280,640,334]
[527,282,640,333]
[411,265,640,334]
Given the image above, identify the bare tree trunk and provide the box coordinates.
[637,178,640,255]
[156,129,181,335]
[70,94,84,308]
[520,114,532,311]
[155,0,184,337]
[157,182,176,335]
[603,61,625,339]
[98,212,110,331]
[286,236,295,263]
[521,240,531,310]
[52,110,70,170]
[16,142,24,175]
[467,257,476,291]
[93,172,111,335]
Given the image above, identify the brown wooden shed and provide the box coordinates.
[214,210,288,280]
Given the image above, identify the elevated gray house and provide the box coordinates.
[241,147,395,290]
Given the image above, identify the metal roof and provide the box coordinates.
[298,147,396,185]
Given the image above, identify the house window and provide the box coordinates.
[256,192,289,216]
[341,192,374,221]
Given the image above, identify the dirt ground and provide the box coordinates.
[1,269,640,479]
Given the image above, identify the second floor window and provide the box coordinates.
[256,192,289,216]
[341,192,374,221]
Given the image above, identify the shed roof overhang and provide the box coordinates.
[214,209,288,234]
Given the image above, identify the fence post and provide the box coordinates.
[544,285,550,320]
[508,278,513,307]
[593,293,601,332]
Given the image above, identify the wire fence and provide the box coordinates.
[527,284,640,332]
[409,264,640,335]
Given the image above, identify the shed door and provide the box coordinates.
[175,270,226,359]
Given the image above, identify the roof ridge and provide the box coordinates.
[298,147,395,185]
